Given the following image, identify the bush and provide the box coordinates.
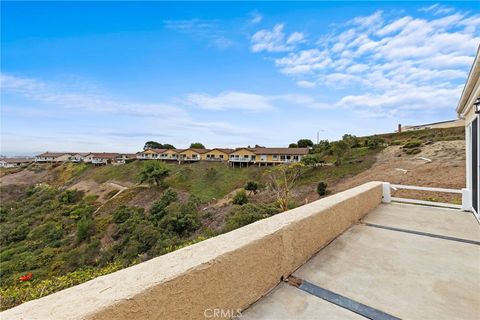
[138,161,170,187]
[405,148,421,155]
[160,200,200,236]
[59,190,83,204]
[244,181,259,194]
[364,136,385,150]
[232,190,248,205]
[317,182,328,196]
[113,206,133,224]
[149,188,177,222]
[0,262,123,310]
[403,140,422,149]
[224,203,279,232]
[76,217,95,242]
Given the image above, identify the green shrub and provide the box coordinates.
[404,148,421,155]
[76,217,95,242]
[224,203,279,232]
[113,206,132,224]
[244,181,259,194]
[149,188,178,222]
[0,262,123,311]
[138,161,170,187]
[160,200,200,236]
[232,190,248,205]
[317,182,328,196]
[403,140,422,149]
[59,190,83,204]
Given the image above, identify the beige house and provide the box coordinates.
[228,147,309,167]
[204,148,233,161]
[35,152,72,163]
[136,148,167,160]
[398,119,465,132]
[178,148,208,161]
[456,46,480,222]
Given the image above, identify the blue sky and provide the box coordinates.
[1,1,479,155]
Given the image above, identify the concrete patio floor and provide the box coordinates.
[243,203,480,320]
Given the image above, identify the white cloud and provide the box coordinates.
[185,91,274,111]
[250,24,305,53]
[275,49,331,74]
[1,74,264,153]
[164,19,234,49]
[0,74,188,119]
[419,4,454,15]
[296,80,316,88]
[250,11,263,24]
[250,8,480,118]
[185,91,323,111]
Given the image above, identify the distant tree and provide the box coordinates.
[342,134,360,148]
[143,141,176,150]
[317,182,328,196]
[288,143,298,148]
[297,139,314,148]
[162,144,176,149]
[266,163,304,212]
[245,181,259,194]
[331,140,350,165]
[302,154,325,167]
[144,141,163,150]
[190,142,206,149]
[313,140,331,154]
[232,190,249,205]
[138,161,170,187]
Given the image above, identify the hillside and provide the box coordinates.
[0,126,465,309]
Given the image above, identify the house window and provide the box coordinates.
[273,155,278,160]
[280,155,286,161]
[244,155,249,158]
[220,155,224,159]
[293,155,299,161]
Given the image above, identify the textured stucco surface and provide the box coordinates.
[1,182,383,320]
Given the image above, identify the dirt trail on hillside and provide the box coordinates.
[333,140,465,202]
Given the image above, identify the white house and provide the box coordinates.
[0,158,32,168]
[456,46,480,222]
[89,153,119,165]
[70,153,91,163]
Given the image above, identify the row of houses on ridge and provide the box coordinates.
[32,147,309,166]
[136,147,309,166]
[35,152,137,165]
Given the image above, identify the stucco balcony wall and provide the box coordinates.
[1,181,383,320]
